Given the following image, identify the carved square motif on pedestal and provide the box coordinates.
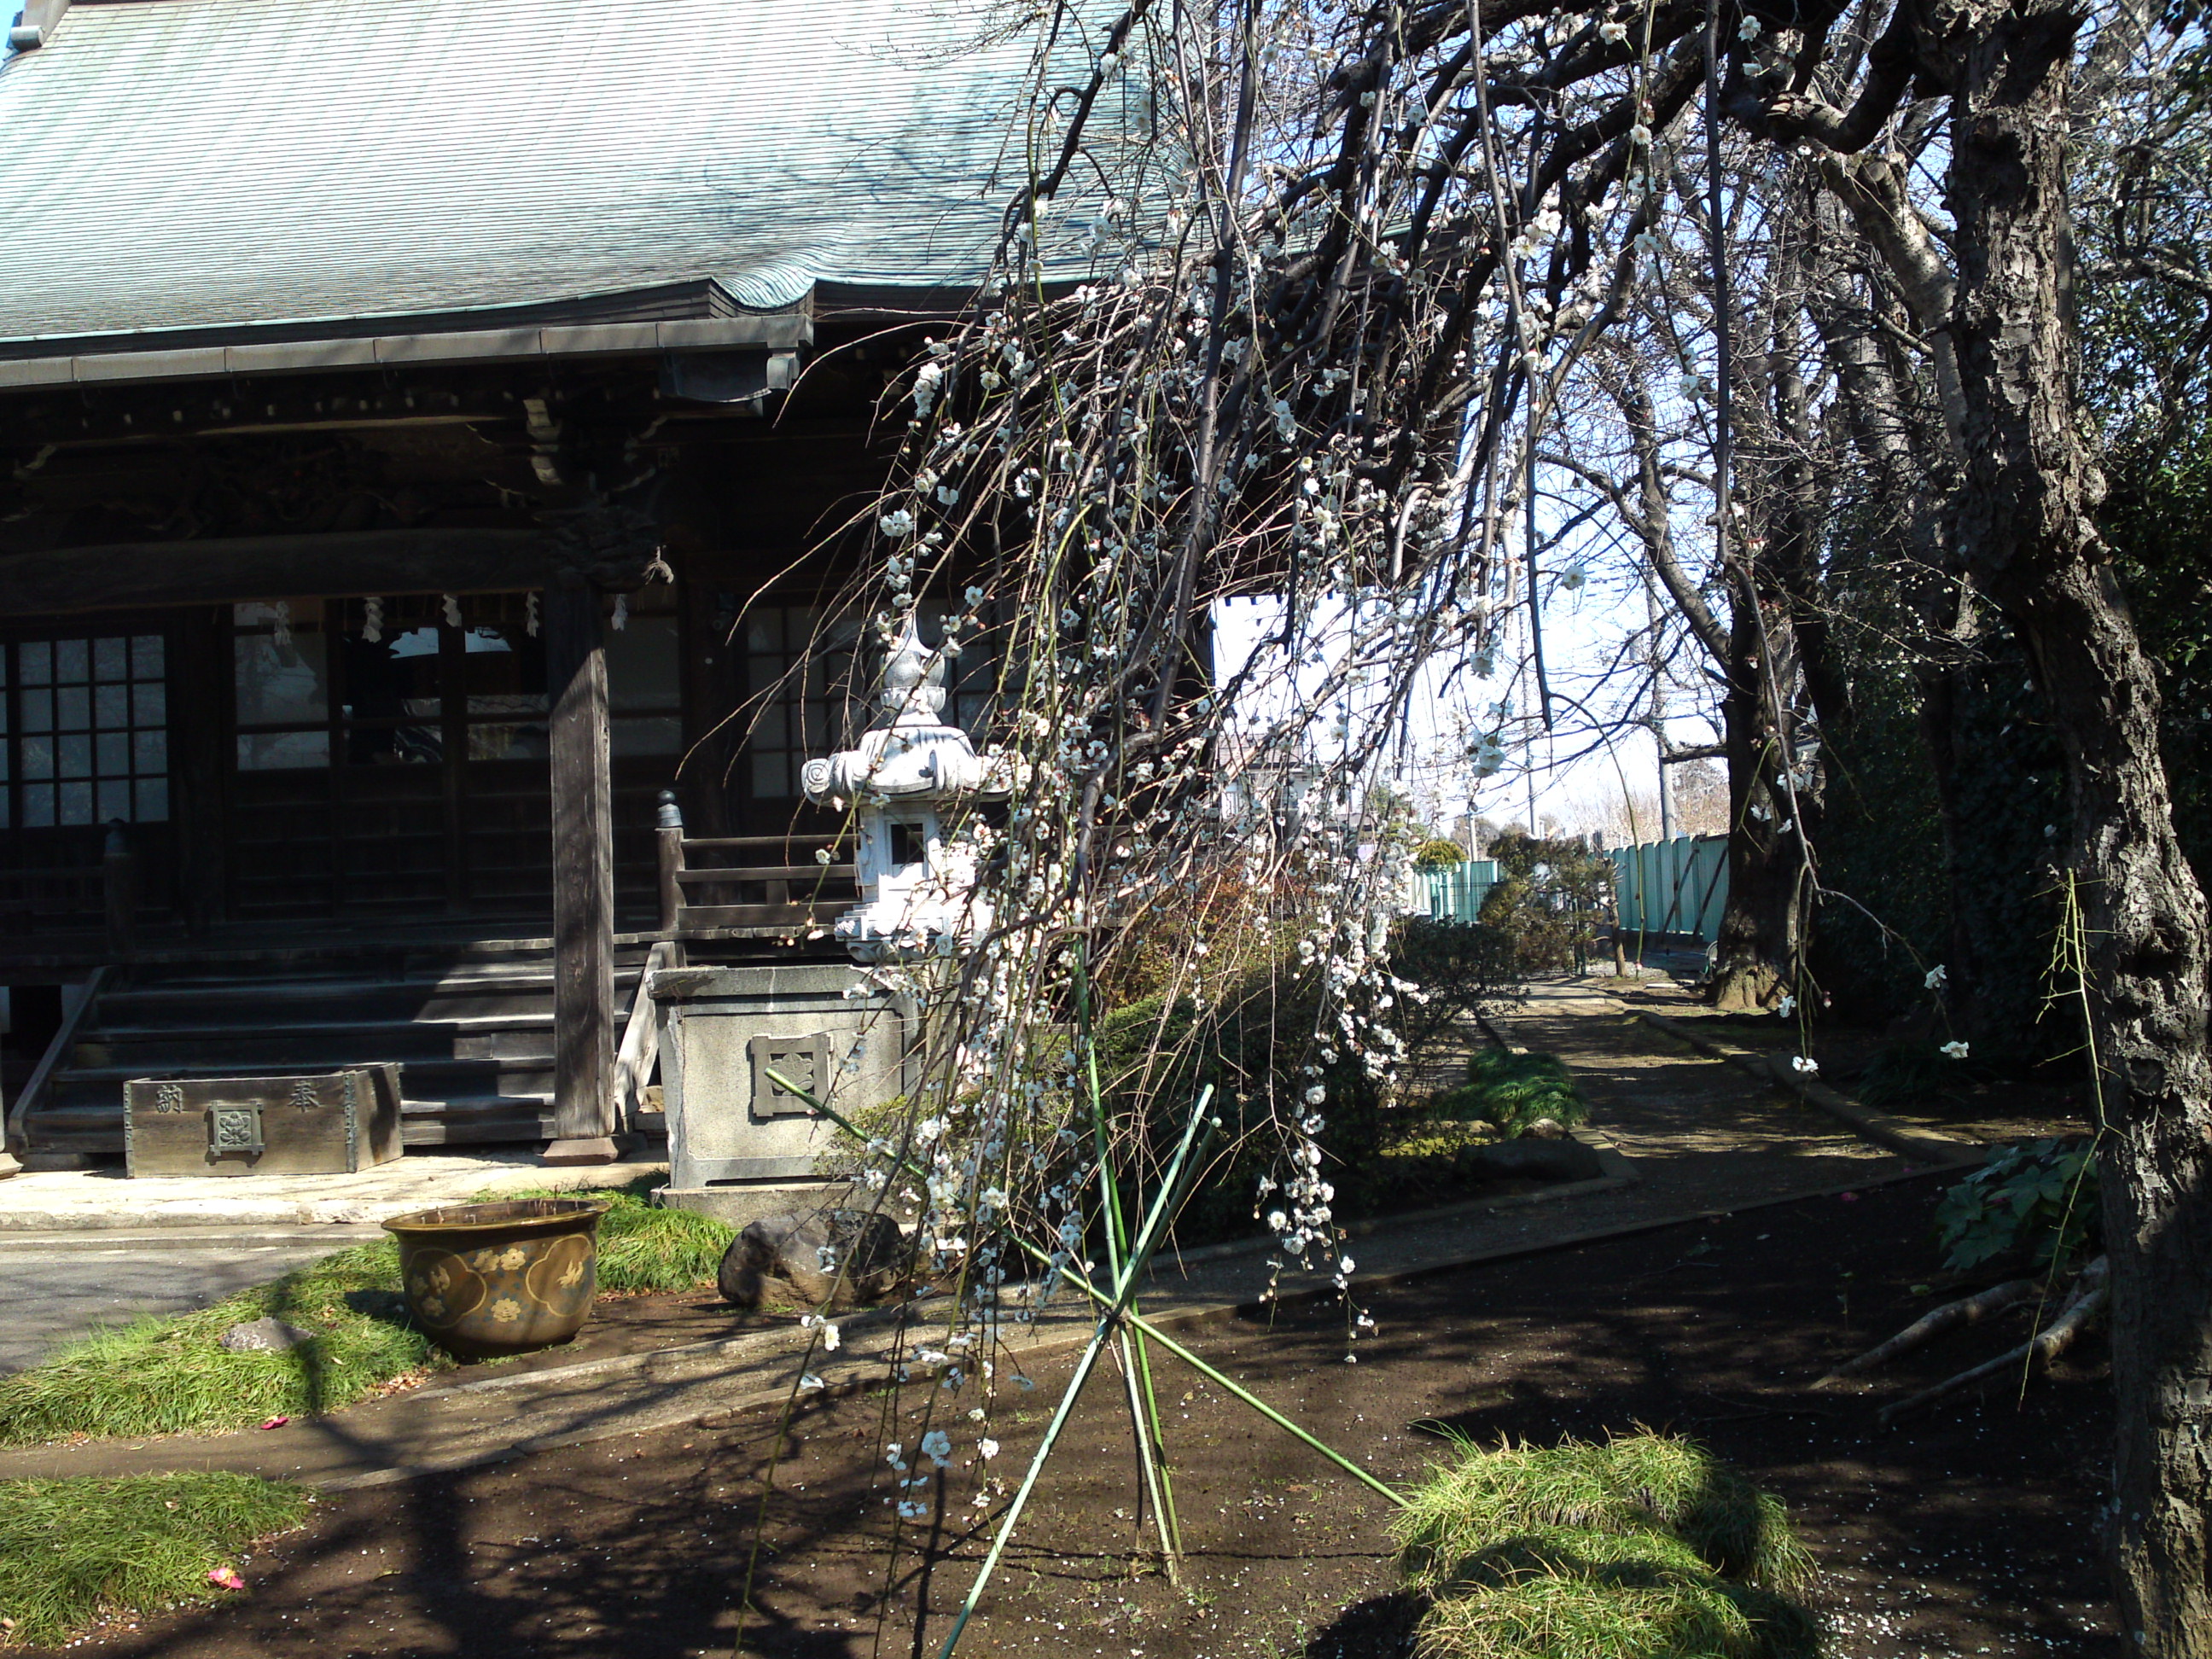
[748,1033,833,1120]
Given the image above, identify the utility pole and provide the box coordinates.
[1647,576,1673,842]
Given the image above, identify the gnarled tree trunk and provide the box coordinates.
[1948,3,2212,1649]
[1709,594,1811,1010]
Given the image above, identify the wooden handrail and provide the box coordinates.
[672,864,857,884]
[678,835,850,855]
[5,963,109,1157]
[653,792,855,946]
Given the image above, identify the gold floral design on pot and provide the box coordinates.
[405,1250,485,1330]
[525,1232,597,1319]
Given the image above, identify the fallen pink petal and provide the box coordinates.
[207,1568,245,1592]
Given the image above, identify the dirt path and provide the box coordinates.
[1493,980,1912,1184]
[32,1178,2116,1659]
[1492,975,2081,1175]
[1601,980,2096,1148]
[6,986,2121,1657]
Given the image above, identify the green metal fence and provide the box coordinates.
[1608,834,1728,944]
[1420,859,1499,923]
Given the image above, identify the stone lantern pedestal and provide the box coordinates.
[650,961,910,1226]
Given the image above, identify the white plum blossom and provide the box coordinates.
[1790,1055,1819,1075]
[1941,1041,1970,1060]
[1924,964,1948,990]
[911,360,946,415]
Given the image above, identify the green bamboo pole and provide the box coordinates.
[1111,1307,1406,1507]
[1074,943,1184,1572]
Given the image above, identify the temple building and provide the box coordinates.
[0,0,1137,1167]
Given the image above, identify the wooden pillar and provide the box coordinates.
[175,608,228,936]
[543,582,618,1164]
[102,821,137,959]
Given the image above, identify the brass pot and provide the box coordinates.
[382,1196,610,1359]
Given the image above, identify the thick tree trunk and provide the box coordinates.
[1709,608,1808,1010]
[1803,233,1999,1028]
[1948,7,2212,1650]
[1707,231,1825,1014]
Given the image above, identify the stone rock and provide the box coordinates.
[218,1317,317,1353]
[1522,1117,1569,1140]
[719,1208,910,1309]
[1454,1135,1604,1184]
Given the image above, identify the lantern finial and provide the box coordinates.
[879,614,946,724]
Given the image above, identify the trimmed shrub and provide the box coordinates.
[1394,1433,1820,1659]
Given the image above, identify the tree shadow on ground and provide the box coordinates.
[1301,1589,1423,1659]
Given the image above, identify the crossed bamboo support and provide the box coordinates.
[764,1068,1408,1659]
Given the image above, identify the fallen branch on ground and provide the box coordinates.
[1875,1256,2109,1425]
[1816,1277,2042,1383]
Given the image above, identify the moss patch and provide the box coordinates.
[1430,1049,1589,1139]
[0,1183,735,1447]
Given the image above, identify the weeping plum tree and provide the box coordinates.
[754,0,2209,1647]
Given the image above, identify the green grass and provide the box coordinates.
[1394,1433,1820,1659]
[0,1182,735,1448]
[0,1240,438,1447]
[487,1179,736,1293]
[1430,1049,1589,1139]
[0,1473,310,1646]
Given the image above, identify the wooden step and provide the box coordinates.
[73,1025,557,1072]
[49,1051,559,1091]
[97,969,639,1025]
[18,943,650,1160]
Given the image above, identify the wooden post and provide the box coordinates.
[543,583,618,1165]
[655,789,685,934]
[102,820,137,959]
[176,611,227,936]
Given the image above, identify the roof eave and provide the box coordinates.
[0,314,814,393]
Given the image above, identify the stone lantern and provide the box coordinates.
[800,616,1006,962]
[649,616,1005,1227]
